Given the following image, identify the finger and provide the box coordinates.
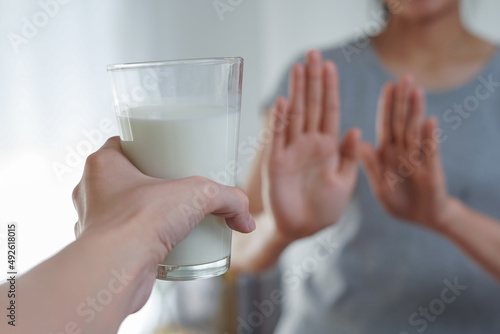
[287,64,306,141]
[305,50,323,132]
[405,87,425,151]
[321,61,340,138]
[84,136,138,179]
[209,185,255,234]
[394,75,413,150]
[360,142,382,193]
[271,97,288,149]
[421,117,442,170]
[376,82,396,147]
[338,128,362,177]
[100,136,122,151]
[71,185,80,210]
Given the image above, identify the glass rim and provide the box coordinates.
[107,57,243,71]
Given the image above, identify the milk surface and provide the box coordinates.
[119,105,239,266]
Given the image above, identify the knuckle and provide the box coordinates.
[84,148,119,173]
[71,185,80,204]
[187,175,205,183]
[84,150,108,170]
[235,188,250,210]
[188,175,213,189]
[74,222,80,238]
[194,175,209,183]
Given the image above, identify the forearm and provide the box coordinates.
[244,150,265,215]
[439,198,500,282]
[244,111,273,215]
[1,226,147,333]
[235,114,282,272]
[231,211,290,273]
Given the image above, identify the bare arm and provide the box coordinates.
[232,112,291,273]
[0,137,254,333]
[1,230,147,333]
[243,110,270,215]
[231,211,292,273]
[361,76,500,283]
[439,199,500,282]
[232,51,361,273]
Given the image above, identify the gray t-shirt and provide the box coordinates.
[265,41,500,334]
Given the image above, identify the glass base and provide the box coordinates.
[156,256,230,281]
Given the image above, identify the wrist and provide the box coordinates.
[271,228,295,250]
[433,197,465,236]
[78,222,156,316]
[263,210,295,249]
[79,216,157,284]
[260,210,295,257]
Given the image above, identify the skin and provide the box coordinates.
[374,0,497,90]
[233,52,361,271]
[0,137,254,333]
[232,0,500,280]
[266,56,361,241]
[360,76,451,229]
[361,79,500,281]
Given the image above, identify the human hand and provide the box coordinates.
[360,75,453,231]
[264,50,361,242]
[72,137,254,313]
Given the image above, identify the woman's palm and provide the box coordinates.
[361,78,450,230]
[264,51,360,241]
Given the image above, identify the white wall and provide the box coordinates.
[1,0,500,332]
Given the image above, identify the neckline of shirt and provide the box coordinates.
[362,39,500,101]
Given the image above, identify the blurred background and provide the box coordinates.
[1,0,499,333]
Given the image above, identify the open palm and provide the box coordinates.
[265,51,360,241]
[361,76,450,230]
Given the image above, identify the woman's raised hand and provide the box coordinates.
[265,50,361,242]
[360,75,453,231]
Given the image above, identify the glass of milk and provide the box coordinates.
[107,58,243,280]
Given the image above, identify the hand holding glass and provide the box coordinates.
[107,58,243,280]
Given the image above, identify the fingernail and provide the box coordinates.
[248,216,256,231]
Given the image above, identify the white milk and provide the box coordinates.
[119,105,239,266]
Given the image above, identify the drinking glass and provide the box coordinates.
[107,57,243,280]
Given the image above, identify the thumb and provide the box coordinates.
[339,128,362,177]
[360,142,382,192]
[210,185,256,234]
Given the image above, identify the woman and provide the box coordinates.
[232,0,500,333]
